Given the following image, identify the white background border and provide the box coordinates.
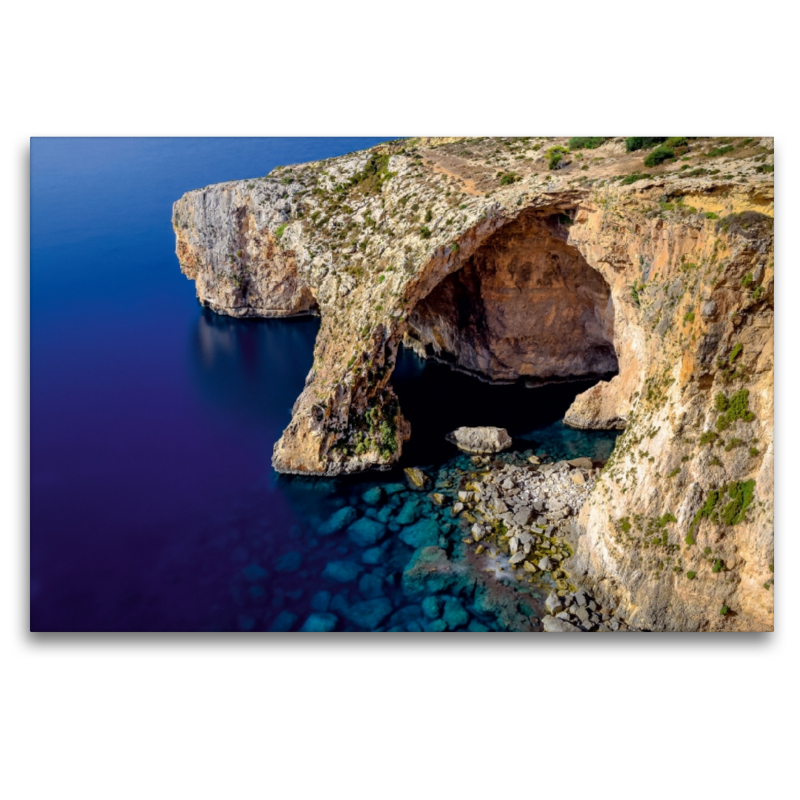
[4,2,797,798]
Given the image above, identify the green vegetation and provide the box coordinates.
[724,437,742,452]
[715,389,755,431]
[620,172,653,185]
[689,489,721,536]
[347,152,394,195]
[720,604,729,615]
[749,446,759,457]
[729,343,743,362]
[630,280,645,307]
[668,467,681,478]
[705,211,719,219]
[683,310,695,323]
[685,533,695,546]
[424,208,433,223]
[687,571,696,580]
[274,223,287,240]
[644,145,675,167]
[706,144,735,157]
[741,272,753,287]
[546,146,569,170]
[699,431,718,446]
[568,137,607,150]
[720,480,755,526]
[498,171,520,185]
[419,226,432,239]
[712,559,723,573]
[625,137,668,152]
[756,163,774,173]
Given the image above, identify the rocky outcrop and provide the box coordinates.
[445,426,512,454]
[173,136,774,631]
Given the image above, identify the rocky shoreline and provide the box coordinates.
[434,446,641,632]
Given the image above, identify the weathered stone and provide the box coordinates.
[509,552,526,564]
[570,471,586,486]
[404,467,428,490]
[542,615,581,632]
[567,457,593,470]
[522,560,538,573]
[513,507,533,526]
[445,426,512,454]
[538,557,554,571]
[545,592,564,615]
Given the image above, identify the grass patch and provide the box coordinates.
[274,223,287,240]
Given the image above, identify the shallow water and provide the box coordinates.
[30,138,619,631]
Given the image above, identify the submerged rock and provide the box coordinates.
[396,498,423,525]
[322,561,363,583]
[347,517,387,547]
[345,598,393,629]
[310,591,332,612]
[446,426,512,454]
[399,518,440,549]
[421,596,442,620]
[358,571,384,599]
[402,547,467,596]
[300,612,338,632]
[319,506,358,536]
[362,486,384,505]
[442,598,469,630]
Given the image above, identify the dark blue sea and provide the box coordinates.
[30,138,618,632]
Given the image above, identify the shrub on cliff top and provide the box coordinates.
[568,137,607,150]
[644,145,675,167]
[625,137,668,152]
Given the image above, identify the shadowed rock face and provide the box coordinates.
[405,211,617,384]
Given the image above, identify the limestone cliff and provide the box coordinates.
[173,136,774,631]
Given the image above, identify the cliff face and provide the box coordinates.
[173,136,774,630]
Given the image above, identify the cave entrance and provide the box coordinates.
[391,208,619,465]
[404,208,618,386]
